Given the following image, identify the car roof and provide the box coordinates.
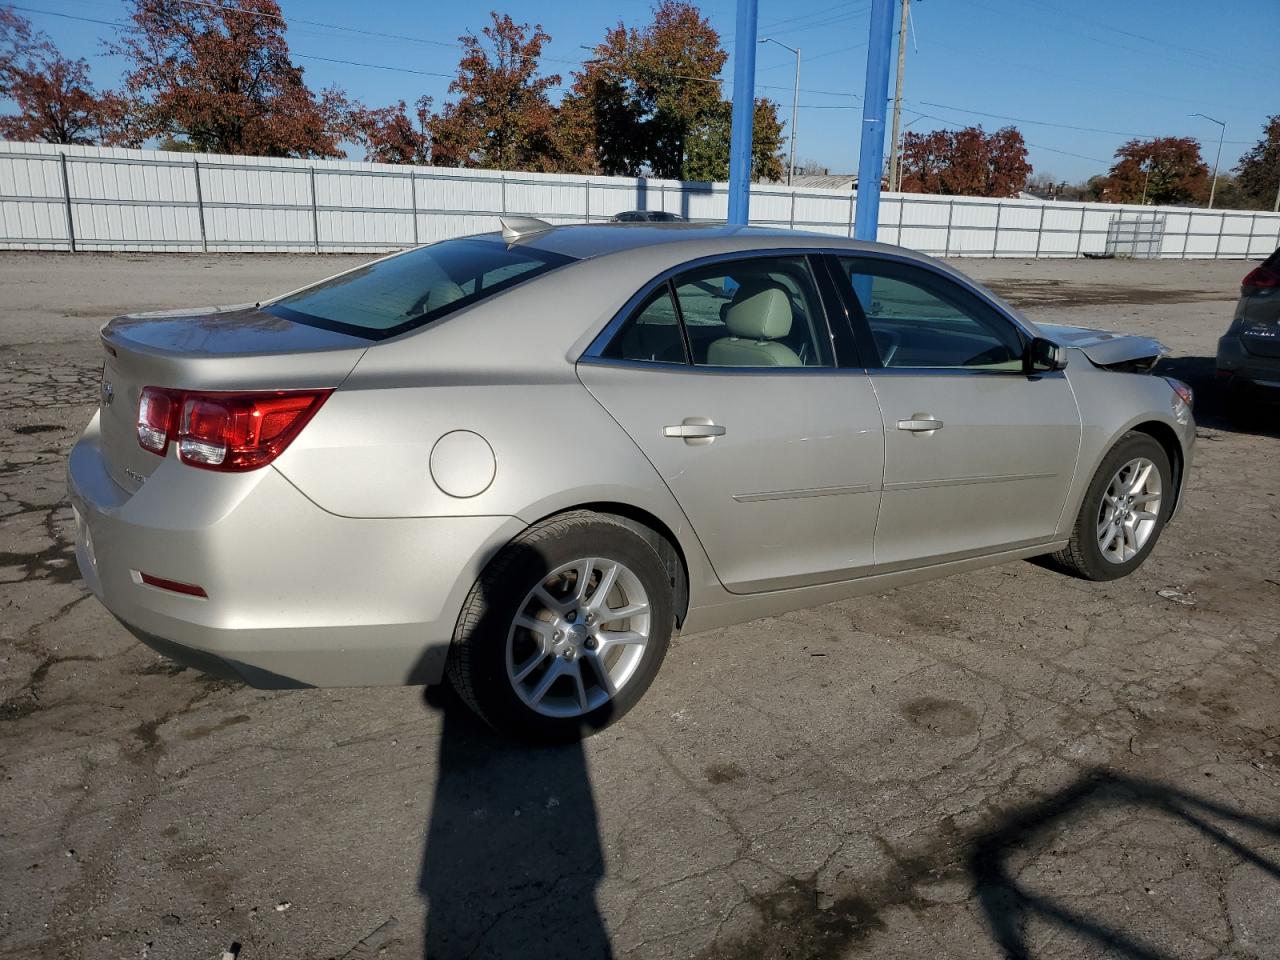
[472,222,885,262]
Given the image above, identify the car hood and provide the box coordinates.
[1036,322,1168,370]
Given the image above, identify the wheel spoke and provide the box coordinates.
[588,561,619,611]
[585,651,617,697]
[1101,524,1119,552]
[533,586,566,616]
[572,559,594,605]
[570,660,589,711]
[1133,510,1158,523]
[1128,462,1153,495]
[512,650,549,684]
[1132,491,1160,505]
[527,659,563,705]
[514,614,551,638]
[601,600,649,623]
[1121,521,1136,556]
[598,629,645,653]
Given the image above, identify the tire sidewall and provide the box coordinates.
[1075,433,1172,580]
[458,519,673,741]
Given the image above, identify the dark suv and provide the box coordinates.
[1216,248,1280,416]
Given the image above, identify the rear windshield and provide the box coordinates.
[265,237,575,340]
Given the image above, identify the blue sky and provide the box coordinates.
[12,0,1280,181]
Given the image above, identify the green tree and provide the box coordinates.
[683,98,784,183]
[561,1,784,181]
[1235,115,1280,211]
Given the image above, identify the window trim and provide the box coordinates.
[827,252,1033,374]
[580,248,858,372]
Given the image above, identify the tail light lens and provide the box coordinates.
[136,387,331,472]
[1242,265,1280,290]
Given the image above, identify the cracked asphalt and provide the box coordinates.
[1,252,1277,960]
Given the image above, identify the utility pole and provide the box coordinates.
[854,0,896,241]
[1190,113,1226,209]
[887,0,909,192]
[759,38,800,186]
[727,0,760,224]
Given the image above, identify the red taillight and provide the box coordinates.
[136,387,331,472]
[1242,265,1280,289]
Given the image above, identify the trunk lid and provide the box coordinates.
[98,304,369,493]
[1035,322,1167,372]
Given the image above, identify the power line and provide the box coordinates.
[914,99,1257,145]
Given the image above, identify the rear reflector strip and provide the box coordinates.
[139,572,208,598]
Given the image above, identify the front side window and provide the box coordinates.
[266,237,574,340]
[839,258,1024,370]
[673,257,834,368]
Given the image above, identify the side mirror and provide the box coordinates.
[1025,337,1068,374]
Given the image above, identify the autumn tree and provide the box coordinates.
[430,14,561,171]
[111,0,344,158]
[561,1,785,181]
[0,6,128,145]
[1099,137,1208,206]
[683,98,784,183]
[899,126,1031,197]
[1235,115,1280,210]
[345,96,433,165]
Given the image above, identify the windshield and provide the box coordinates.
[265,237,575,340]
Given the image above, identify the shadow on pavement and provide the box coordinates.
[417,542,613,960]
[969,769,1280,960]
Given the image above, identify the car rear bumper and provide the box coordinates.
[1216,336,1280,390]
[68,412,525,688]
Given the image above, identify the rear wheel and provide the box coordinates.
[1053,432,1172,581]
[446,511,673,741]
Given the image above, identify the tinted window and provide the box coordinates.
[603,284,687,363]
[266,237,574,340]
[673,257,834,368]
[839,259,1023,370]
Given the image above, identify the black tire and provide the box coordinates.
[446,510,674,742]
[1052,431,1172,582]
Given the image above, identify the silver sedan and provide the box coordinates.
[68,220,1195,740]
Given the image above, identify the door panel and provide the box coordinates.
[869,371,1080,567]
[830,254,1082,568]
[577,364,884,593]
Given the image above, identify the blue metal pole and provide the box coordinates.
[727,0,759,225]
[853,0,896,241]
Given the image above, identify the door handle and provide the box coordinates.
[897,415,944,433]
[663,417,726,445]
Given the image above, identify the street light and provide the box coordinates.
[1189,113,1226,210]
[758,37,800,186]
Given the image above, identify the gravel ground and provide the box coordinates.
[0,251,1277,960]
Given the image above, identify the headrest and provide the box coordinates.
[425,281,467,312]
[724,283,793,340]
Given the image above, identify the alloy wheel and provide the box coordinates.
[505,557,651,718]
[1096,457,1162,564]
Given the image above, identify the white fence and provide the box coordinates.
[1,141,1278,258]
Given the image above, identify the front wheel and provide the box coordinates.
[446,511,673,741]
[1052,432,1172,581]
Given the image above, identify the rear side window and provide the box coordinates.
[601,256,834,368]
[266,237,574,340]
